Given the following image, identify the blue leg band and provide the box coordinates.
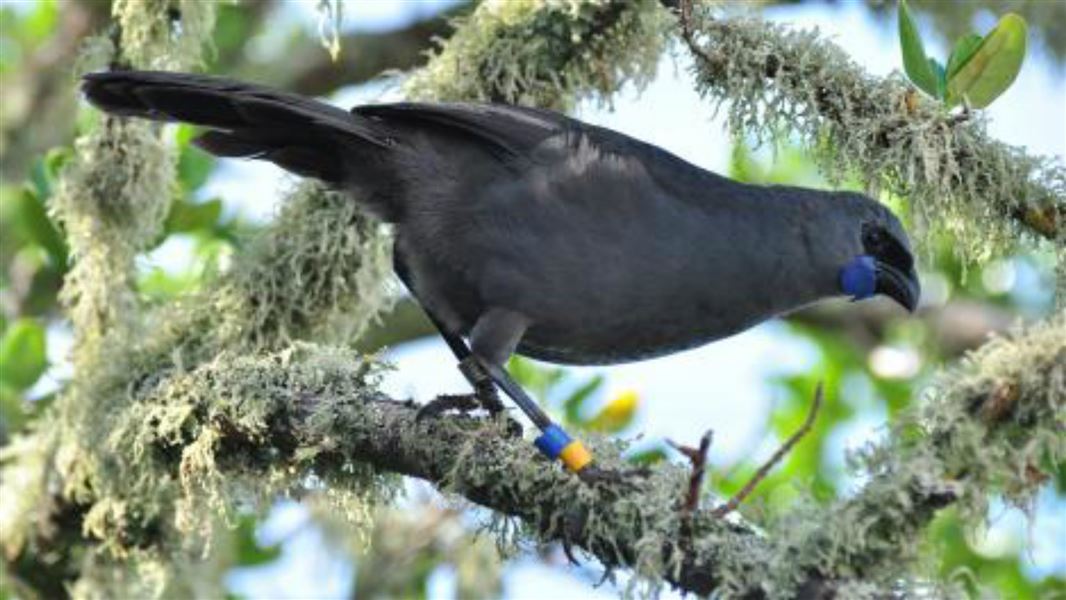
[534,424,572,459]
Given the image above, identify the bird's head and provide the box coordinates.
[829,192,921,312]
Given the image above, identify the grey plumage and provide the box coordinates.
[81,70,918,374]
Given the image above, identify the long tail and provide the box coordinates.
[82,70,400,219]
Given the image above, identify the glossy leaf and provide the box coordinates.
[946,13,1028,108]
[233,514,281,567]
[898,0,939,98]
[627,446,668,466]
[17,187,67,269]
[0,319,47,390]
[563,374,604,426]
[506,356,563,402]
[0,383,29,438]
[176,125,215,191]
[165,198,223,234]
[929,58,947,100]
[946,33,983,81]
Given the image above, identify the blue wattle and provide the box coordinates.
[840,255,877,300]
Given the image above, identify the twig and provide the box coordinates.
[668,429,714,513]
[676,0,714,67]
[711,382,824,518]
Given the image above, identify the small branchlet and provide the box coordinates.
[669,429,714,514]
[712,382,823,519]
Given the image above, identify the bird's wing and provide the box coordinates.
[355,101,738,207]
[352,102,572,161]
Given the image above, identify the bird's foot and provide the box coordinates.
[415,393,523,436]
[668,429,714,514]
[458,356,505,414]
[415,393,482,421]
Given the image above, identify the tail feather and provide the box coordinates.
[81,71,397,215]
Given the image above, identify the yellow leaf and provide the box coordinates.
[587,390,639,433]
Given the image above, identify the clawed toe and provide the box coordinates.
[415,394,482,421]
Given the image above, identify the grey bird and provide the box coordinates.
[81,71,919,475]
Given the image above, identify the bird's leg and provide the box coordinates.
[668,430,714,513]
[415,310,503,419]
[469,309,605,476]
[456,355,504,414]
[468,310,653,486]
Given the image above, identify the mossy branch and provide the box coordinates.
[16,313,1053,597]
[677,4,1064,260]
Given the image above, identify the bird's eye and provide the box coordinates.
[862,223,913,271]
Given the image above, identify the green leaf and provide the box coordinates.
[929,57,946,100]
[563,374,603,425]
[627,447,668,466]
[234,514,281,567]
[165,198,223,234]
[28,147,71,200]
[176,125,215,191]
[139,268,200,302]
[0,319,48,390]
[17,187,68,269]
[43,146,71,180]
[946,33,983,81]
[898,0,939,98]
[25,0,57,40]
[0,383,29,438]
[946,13,1028,108]
[505,356,563,402]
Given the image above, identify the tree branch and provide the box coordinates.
[67,314,1054,597]
[674,2,1064,252]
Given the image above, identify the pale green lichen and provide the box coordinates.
[114,0,217,71]
[0,429,57,560]
[915,312,1064,512]
[211,182,393,349]
[48,0,218,359]
[405,0,672,110]
[685,12,1065,269]
[50,109,174,361]
[55,342,398,597]
[51,179,394,558]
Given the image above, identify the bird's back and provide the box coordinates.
[390,114,825,364]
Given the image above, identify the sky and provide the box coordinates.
[41,0,1065,597]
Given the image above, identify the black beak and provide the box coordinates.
[875,262,920,312]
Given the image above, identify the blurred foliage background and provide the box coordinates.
[0,0,1062,598]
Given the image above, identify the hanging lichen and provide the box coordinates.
[50,118,173,360]
[405,0,672,110]
[211,182,393,349]
[114,0,217,71]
